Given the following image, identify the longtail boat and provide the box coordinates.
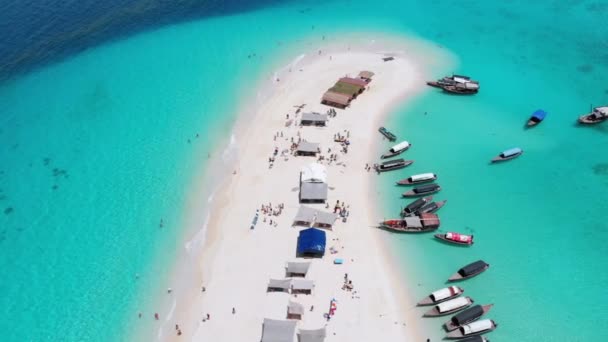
[448,260,489,282]
[380,213,440,233]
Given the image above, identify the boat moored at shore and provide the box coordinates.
[381,141,411,159]
[380,213,440,233]
[378,126,397,141]
[446,319,498,339]
[376,158,413,172]
[402,183,441,197]
[435,232,474,246]
[444,304,494,332]
[396,172,437,185]
[448,260,489,282]
[415,200,447,215]
[578,106,608,124]
[417,286,464,306]
[526,109,547,127]
[441,81,479,95]
[491,147,523,163]
[424,296,474,317]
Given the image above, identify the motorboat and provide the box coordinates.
[449,336,490,342]
[427,75,477,88]
[402,183,441,197]
[446,319,498,339]
[435,232,474,246]
[448,260,489,282]
[423,296,474,317]
[579,106,608,124]
[376,158,414,172]
[380,213,440,233]
[381,141,411,159]
[396,172,437,185]
[491,147,523,163]
[441,82,479,95]
[444,304,494,332]
[417,286,464,306]
[526,109,547,127]
[401,196,433,217]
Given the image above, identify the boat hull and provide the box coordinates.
[380,225,438,233]
[381,146,409,159]
[578,115,607,124]
[441,86,478,95]
[444,304,494,332]
[403,187,441,197]
[423,297,474,317]
[448,265,489,282]
[445,320,497,339]
[417,287,464,306]
[377,160,414,172]
[491,151,523,163]
[434,233,474,246]
[426,81,441,87]
[526,119,540,127]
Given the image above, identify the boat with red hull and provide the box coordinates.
[435,232,474,246]
[380,213,440,233]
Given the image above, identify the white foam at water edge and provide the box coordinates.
[221,133,237,161]
[184,210,210,254]
[156,299,177,340]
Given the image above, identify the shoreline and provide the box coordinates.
[134,34,454,341]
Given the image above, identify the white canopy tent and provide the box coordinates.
[261,318,297,342]
[300,163,327,183]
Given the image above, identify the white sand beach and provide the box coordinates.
[155,38,452,341]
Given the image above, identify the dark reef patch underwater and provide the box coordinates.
[0,0,293,83]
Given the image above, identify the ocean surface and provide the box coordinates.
[0,0,606,341]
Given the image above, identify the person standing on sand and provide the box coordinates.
[232,307,236,314]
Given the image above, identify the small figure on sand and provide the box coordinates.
[232,307,236,314]
[154,313,159,320]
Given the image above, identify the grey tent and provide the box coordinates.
[313,211,337,229]
[287,301,305,320]
[261,318,297,342]
[267,279,292,292]
[293,206,316,226]
[299,182,328,203]
[286,262,311,277]
[296,141,320,156]
[298,327,327,342]
[300,112,328,126]
[291,279,314,294]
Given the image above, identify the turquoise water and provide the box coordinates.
[1,0,607,341]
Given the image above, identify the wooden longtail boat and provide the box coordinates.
[444,304,494,332]
[423,296,474,317]
[401,196,433,217]
[435,232,474,246]
[445,319,498,339]
[381,141,411,159]
[380,213,440,233]
[378,126,397,141]
[491,147,522,163]
[441,81,479,95]
[526,109,547,127]
[417,286,464,306]
[376,158,413,172]
[416,200,447,215]
[427,75,476,88]
[396,172,437,185]
[448,260,489,282]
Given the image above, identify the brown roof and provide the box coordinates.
[339,77,368,87]
[358,71,375,79]
[330,82,362,96]
[322,91,351,106]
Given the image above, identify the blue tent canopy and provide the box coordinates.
[297,228,326,257]
[531,109,547,120]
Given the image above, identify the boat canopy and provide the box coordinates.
[446,232,473,243]
[404,197,427,212]
[531,109,547,120]
[456,82,479,90]
[390,141,410,152]
[437,296,469,313]
[461,319,493,335]
[431,286,460,301]
[458,260,487,277]
[452,76,471,83]
[501,147,522,157]
[411,173,435,182]
[404,216,422,228]
[414,183,439,193]
[451,305,484,326]
[420,213,440,227]
[594,106,608,116]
